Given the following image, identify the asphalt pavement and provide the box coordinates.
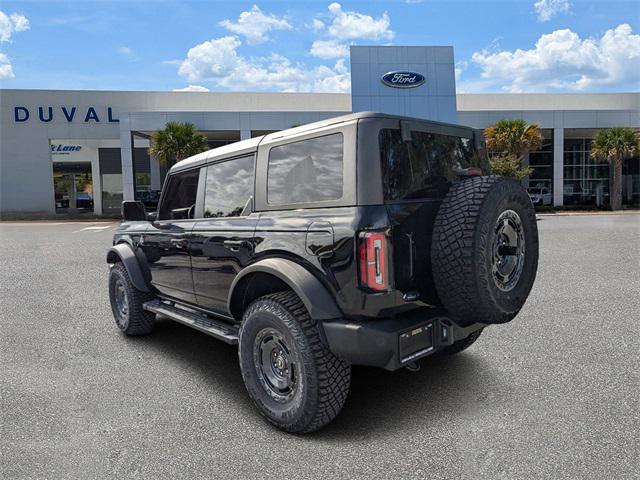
[1,215,639,479]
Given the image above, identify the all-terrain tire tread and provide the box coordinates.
[109,262,156,335]
[240,291,350,433]
[431,175,538,325]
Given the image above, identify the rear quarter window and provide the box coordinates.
[267,133,344,205]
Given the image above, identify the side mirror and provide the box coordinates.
[121,201,147,221]
[147,211,157,222]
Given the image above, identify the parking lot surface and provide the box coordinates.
[1,215,639,479]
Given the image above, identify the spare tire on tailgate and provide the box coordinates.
[431,176,538,326]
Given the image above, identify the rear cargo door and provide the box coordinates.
[378,126,476,304]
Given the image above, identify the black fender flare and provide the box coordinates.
[228,258,342,321]
[106,243,152,293]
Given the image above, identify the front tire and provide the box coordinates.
[108,262,155,335]
[238,291,351,433]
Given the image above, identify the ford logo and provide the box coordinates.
[381,71,425,89]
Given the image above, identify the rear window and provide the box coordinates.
[267,133,343,205]
[379,129,475,201]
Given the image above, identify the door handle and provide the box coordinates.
[170,238,188,248]
[223,240,245,247]
[223,239,246,251]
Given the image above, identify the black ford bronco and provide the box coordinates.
[107,112,538,433]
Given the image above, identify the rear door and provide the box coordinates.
[141,168,202,304]
[189,155,257,314]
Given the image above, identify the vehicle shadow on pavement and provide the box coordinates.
[317,354,491,439]
[145,317,494,438]
[142,317,250,402]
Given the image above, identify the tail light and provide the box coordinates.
[358,231,390,291]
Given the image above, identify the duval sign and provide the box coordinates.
[14,106,119,123]
[381,71,426,88]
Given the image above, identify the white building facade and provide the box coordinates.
[1,46,638,215]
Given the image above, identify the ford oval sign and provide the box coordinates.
[381,71,425,89]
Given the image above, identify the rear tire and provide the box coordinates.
[108,262,155,335]
[431,176,538,325]
[238,291,351,433]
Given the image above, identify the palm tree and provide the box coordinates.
[590,128,640,210]
[148,122,208,168]
[484,119,543,180]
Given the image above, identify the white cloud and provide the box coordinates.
[325,2,393,41]
[534,0,571,22]
[0,11,29,42]
[173,85,210,92]
[471,24,640,92]
[310,39,349,59]
[177,35,350,93]
[178,36,243,82]
[308,3,394,59]
[219,5,292,45]
[454,60,467,81]
[118,46,134,56]
[0,52,14,79]
[311,18,325,32]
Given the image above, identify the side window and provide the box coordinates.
[267,133,343,205]
[158,169,200,220]
[204,156,254,218]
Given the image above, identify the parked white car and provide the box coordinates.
[528,187,552,206]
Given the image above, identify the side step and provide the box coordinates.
[143,299,239,344]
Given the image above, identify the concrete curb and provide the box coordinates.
[537,210,640,217]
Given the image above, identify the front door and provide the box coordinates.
[52,162,94,213]
[141,168,201,304]
[189,156,256,314]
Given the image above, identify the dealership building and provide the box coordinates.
[1,45,638,215]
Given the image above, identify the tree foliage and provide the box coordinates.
[484,119,543,181]
[148,122,208,168]
[484,119,544,158]
[489,155,534,181]
[590,127,640,210]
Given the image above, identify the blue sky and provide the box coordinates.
[0,0,638,93]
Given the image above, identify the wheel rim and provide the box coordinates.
[114,279,130,322]
[491,209,526,292]
[253,328,297,403]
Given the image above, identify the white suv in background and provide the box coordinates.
[528,187,552,206]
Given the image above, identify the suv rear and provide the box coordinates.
[107,112,538,433]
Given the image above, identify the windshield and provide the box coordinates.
[379,128,477,201]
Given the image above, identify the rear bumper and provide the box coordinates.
[321,309,485,371]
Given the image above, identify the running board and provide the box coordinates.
[143,299,239,344]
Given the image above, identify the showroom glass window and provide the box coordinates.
[158,169,200,220]
[563,137,609,206]
[267,133,344,205]
[99,148,123,214]
[379,129,475,201]
[203,156,254,217]
[528,130,553,194]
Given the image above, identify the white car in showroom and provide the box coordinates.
[528,187,553,206]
